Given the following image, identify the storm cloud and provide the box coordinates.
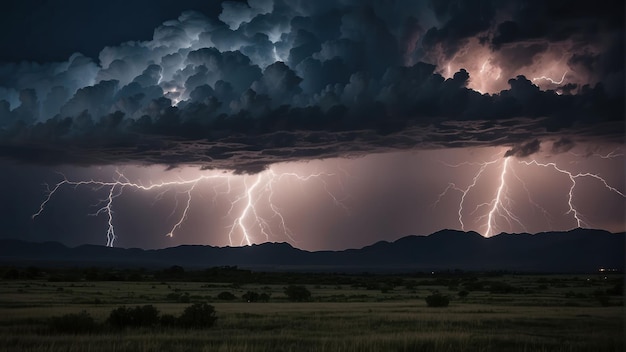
[0,0,623,172]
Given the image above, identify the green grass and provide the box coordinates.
[0,273,623,351]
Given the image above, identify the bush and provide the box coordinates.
[284,285,311,302]
[166,292,190,302]
[177,302,217,329]
[49,311,96,333]
[217,291,236,300]
[425,292,450,307]
[107,305,160,329]
[242,291,260,302]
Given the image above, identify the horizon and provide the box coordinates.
[3,227,623,252]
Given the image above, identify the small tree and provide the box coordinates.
[177,302,217,328]
[284,285,311,302]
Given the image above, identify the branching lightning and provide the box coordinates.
[33,167,348,247]
[434,150,625,237]
[519,160,625,228]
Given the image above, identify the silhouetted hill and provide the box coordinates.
[0,229,623,272]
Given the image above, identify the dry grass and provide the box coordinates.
[0,274,622,351]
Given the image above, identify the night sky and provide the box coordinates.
[0,0,623,250]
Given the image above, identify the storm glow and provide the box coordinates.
[32,145,625,250]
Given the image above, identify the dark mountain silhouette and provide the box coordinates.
[0,229,623,272]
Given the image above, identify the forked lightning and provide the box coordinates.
[33,167,347,247]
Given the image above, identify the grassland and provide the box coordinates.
[0,268,622,351]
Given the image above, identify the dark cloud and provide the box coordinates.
[424,0,497,57]
[0,0,623,173]
[504,139,541,158]
[551,138,576,154]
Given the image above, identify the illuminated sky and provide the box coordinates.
[0,0,623,250]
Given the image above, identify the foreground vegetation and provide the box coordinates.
[0,266,622,351]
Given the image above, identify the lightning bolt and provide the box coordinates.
[432,157,500,232]
[33,167,349,247]
[532,71,568,85]
[518,160,625,228]
[480,157,526,237]
[435,149,625,237]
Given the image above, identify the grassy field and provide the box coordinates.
[0,270,623,351]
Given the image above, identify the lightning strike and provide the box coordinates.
[532,71,568,85]
[435,149,626,237]
[432,158,499,231]
[483,157,517,237]
[519,160,626,228]
[33,167,348,247]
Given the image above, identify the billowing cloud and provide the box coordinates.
[0,0,623,173]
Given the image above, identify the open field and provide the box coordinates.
[0,268,623,351]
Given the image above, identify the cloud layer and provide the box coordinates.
[0,0,623,172]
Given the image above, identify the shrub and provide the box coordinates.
[49,311,96,334]
[167,292,190,302]
[217,291,236,300]
[242,291,260,302]
[284,285,311,302]
[425,292,450,307]
[107,305,160,329]
[458,290,469,298]
[177,302,217,329]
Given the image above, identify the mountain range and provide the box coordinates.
[0,228,623,272]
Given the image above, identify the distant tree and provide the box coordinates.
[177,302,217,328]
[458,290,469,298]
[425,292,449,307]
[217,291,236,300]
[284,285,311,302]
